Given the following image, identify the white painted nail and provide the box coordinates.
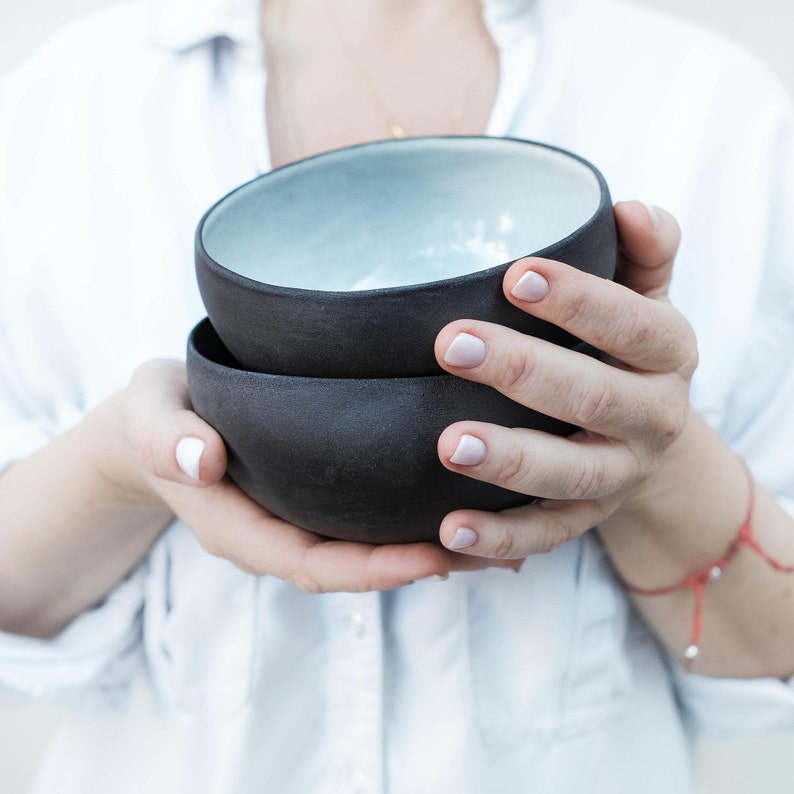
[176,437,206,481]
[450,434,486,466]
[444,333,486,368]
[423,574,450,582]
[511,271,549,302]
[448,527,478,550]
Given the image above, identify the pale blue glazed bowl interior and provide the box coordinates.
[201,138,602,291]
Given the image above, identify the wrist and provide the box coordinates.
[613,408,699,520]
[597,410,748,570]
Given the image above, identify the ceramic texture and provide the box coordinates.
[186,319,596,544]
[196,136,617,378]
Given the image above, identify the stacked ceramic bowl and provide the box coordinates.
[187,137,617,544]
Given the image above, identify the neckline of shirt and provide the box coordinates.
[144,0,568,55]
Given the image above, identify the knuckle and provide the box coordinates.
[489,527,524,559]
[535,513,576,554]
[133,432,161,476]
[291,572,326,595]
[556,284,590,329]
[566,459,605,500]
[641,380,690,450]
[128,360,158,388]
[678,325,699,376]
[661,323,697,374]
[633,307,698,375]
[619,303,655,349]
[291,547,328,593]
[494,443,531,489]
[653,400,688,447]
[493,348,537,394]
[571,376,617,428]
[197,532,225,560]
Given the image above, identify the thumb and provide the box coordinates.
[125,359,227,487]
[613,200,681,299]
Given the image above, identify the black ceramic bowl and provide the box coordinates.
[196,136,617,379]
[187,319,595,544]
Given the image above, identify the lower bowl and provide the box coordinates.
[187,318,582,544]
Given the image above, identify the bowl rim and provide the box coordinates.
[188,317,461,384]
[194,135,612,299]
[187,317,597,384]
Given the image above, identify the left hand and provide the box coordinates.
[434,200,698,558]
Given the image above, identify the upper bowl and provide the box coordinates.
[195,136,617,378]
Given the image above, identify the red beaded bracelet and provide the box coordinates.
[623,464,794,663]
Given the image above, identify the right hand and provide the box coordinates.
[110,360,520,592]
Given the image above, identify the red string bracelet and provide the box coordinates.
[623,463,794,663]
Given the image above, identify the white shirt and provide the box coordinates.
[2,1,794,792]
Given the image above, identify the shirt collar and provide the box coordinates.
[147,0,262,51]
[146,0,574,53]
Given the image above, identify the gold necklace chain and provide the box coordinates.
[270,0,489,161]
[324,3,409,140]
[326,3,488,142]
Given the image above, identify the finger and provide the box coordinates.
[439,497,621,559]
[436,324,687,439]
[161,475,453,591]
[299,538,452,592]
[126,359,227,487]
[438,421,646,500]
[613,201,681,298]
[495,258,697,374]
[448,554,525,573]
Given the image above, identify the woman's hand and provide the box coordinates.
[112,361,517,594]
[3,331,519,640]
[434,200,698,558]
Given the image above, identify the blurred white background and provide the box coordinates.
[1,1,794,792]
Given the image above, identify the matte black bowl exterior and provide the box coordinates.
[195,137,617,379]
[187,319,588,544]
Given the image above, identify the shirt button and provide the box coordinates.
[345,611,366,638]
[347,769,370,794]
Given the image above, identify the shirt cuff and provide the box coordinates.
[672,662,794,739]
[0,565,146,711]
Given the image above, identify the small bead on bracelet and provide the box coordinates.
[622,462,794,664]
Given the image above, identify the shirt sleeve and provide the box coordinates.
[671,666,794,739]
[0,72,146,710]
[0,305,148,708]
[0,320,71,474]
[0,307,148,709]
[670,71,794,739]
[0,568,146,711]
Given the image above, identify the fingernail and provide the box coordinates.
[444,333,486,368]
[450,434,486,466]
[448,527,477,550]
[642,202,660,231]
[176,437,206,480]
[511,271,549,302]
[422,573,450,582]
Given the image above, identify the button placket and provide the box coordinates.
[324,592,384,794]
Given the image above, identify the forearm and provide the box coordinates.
[0,393,172,639]
[598,410,794,679]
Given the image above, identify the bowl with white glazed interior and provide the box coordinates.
[195,136,617,378]
[186,318,602,544]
